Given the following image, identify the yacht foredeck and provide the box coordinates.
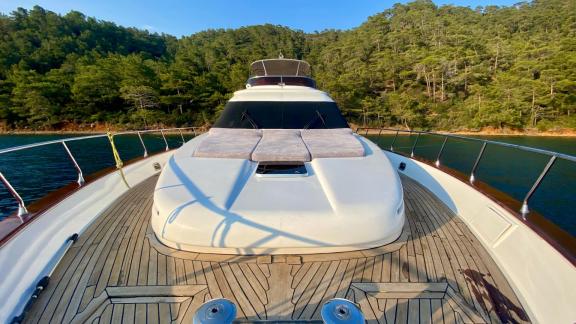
[24,175,529,323]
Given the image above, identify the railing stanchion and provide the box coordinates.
[137,131,148,157]
[365,128,369,136]
[0,172,28,218]
[62,142,85,186]
[192,128,197,137]
[178,129,185,146]
[436,136,448,167]
[160,130,169,151]
[377,128,383,147]
[411,132,421,158]
[470,141,487,183]
[520,155,557,219]
[390,130,399,151]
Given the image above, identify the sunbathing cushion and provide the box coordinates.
[193,128,262,159]
[251,129,311,162]
[301,128,365,158]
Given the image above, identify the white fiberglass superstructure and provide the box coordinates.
[151,59,405,254]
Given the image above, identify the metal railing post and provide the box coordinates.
[178,129,185,146]
[435,136,448,167]
[0,172,28,217]
[160,130,169,151]
[469,141,487,183]
[410,132,421,158]
[137,131,148,157]
[377,128,383,147]
[62,142,85,186]
[520,155,557,219]
[192,128,197,137]
[365,128,369,136]
[390,130,399,151]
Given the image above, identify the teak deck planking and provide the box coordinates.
[24,175,530,323]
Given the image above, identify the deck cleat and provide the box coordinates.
[321,298,365,324]
[193,298,237,324]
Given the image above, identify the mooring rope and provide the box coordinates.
[107,132,130,189]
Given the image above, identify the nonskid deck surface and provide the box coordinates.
[24,175,529,324]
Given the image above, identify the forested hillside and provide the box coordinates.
[0,0,574,131]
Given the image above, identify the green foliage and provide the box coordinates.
[311,0,576,130]
[0,1,574,131]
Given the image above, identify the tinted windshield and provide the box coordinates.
[213,101,349,129]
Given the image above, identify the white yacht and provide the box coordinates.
[0,58,574,324]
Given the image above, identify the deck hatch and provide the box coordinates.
[256,162,308,176]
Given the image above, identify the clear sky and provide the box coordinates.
[0,0,519,38]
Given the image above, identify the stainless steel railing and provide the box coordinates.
[0,172,28,217]
[356,127,576,219]
[0,127,203,219]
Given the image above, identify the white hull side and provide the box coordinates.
[386,151,576,323]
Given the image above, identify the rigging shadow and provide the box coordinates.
[166,156,327,254]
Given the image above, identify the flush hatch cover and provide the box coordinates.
[256,162,308,176]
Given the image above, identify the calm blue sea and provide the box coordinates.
[0,133,575,237]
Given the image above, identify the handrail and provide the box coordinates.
[357,127,576,163]
[0,127,203,218]
[356,127,576,220]
[0,127,202,155]
[0,134,108,155]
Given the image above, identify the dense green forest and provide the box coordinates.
[0,0,574,131]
